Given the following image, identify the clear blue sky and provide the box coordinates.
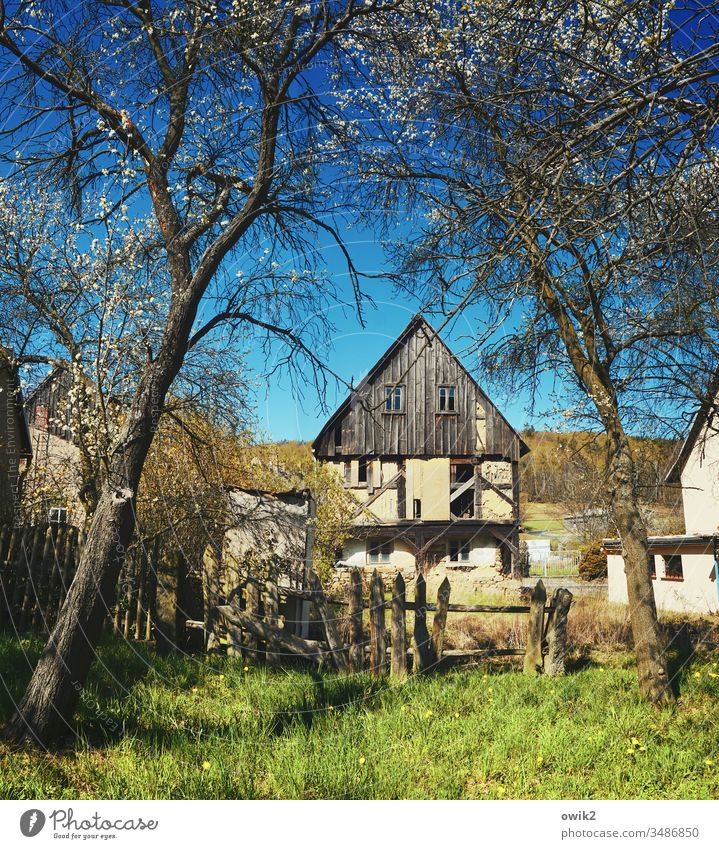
[244,229,559,443]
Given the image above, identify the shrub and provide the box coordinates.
[578,539,608,582]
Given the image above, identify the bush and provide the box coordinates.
[578,539,608,582]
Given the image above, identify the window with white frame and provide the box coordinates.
[384,385,404,412]
[367,540,392,564]
[438,385,456,412]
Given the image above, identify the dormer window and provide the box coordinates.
[385,385,404,412]
[438,386,456,412]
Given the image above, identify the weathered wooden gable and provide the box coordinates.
[314,315,526,461]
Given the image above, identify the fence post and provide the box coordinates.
[19,526,44,632]
[413,572,432,673]
[391,572,407,679]
[309,568,349,674]
[544,587,573,676]
[370,569,386,676]
[523,579,547,675]
[32,526,54,631]
[430,576,451,665]
[265,571,280,665]
[348,567,364,673]
[0,524,11,629]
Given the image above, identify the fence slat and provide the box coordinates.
[413,572,432,673]
[309,569,349,674]
[430,576,451,665]
[544,588,573,676]
[369,569,386,676]
[391,572,406,680]
[265,571,280,665]
[348,567,364,673]
[523,579,547,675]
[19,526,44,632]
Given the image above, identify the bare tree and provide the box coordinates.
[348,0,719,702]
[0,0,387,744]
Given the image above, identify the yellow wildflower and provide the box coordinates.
[244,666,250,672]
[425,709,433,719]
[704,759,714,766]
[191,687,199,693]
[359,756,366,765]
[202,761,211,771]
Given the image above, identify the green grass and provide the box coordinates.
[1,636,719,800]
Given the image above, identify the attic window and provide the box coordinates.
[334,424,342,447]
[384,385,403,412]
[358,457,368,484]
[438,386,456,412]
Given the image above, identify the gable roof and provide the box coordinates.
[665,371,719,483]
[312,313,529,456]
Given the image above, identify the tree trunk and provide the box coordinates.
[2,280,197,745]
[607,430,674,704]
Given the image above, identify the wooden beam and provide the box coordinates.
[449,477,474,502]
[216,605,331,665]
[354,470,403,517]
[477,474,515,505]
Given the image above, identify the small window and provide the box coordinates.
[385,385,403,412]
[368,540,392,564]
[413,498,422,519]
[664,554,683,581]
[650,556,657,579]
[48,507,68,525]
[438,386,456,412]
[449,539,470,562]
[334,424,342,447]
[358,457,368,484]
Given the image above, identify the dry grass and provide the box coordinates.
[445,594,635,656]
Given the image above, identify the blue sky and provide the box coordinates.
[244,230,559,443]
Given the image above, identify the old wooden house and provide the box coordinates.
[313,315,529,578]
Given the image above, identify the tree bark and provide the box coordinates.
[606,429,674,704]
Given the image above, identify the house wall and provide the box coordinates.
[607,551,719,615]
[680,432,719,534]
[340,533,500,570]
[23,426,84,523]
[314,319,523,461]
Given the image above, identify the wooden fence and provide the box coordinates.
[0,523,168,642]
[207,568,573,678]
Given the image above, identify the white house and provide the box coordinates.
[605,397,719,615]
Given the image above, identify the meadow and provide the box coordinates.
[1,624,718,800]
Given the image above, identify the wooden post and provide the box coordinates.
[32,526,54,631]
[235,580,259,659]
[544,587,573,677]
[265,571,280,665]
[369,569,386,676]
[308,568,349,674]
[19,525,44,632]
[391,571,406,679]
[413,572,432,673]
[430,576,451,665]
[57,526,77,615]
[155,549,178,656]
[348,567,364,673]
[523,579,547,675]
[0,524,9,628]
[135,550,147,640]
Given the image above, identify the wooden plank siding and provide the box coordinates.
[314,315,528,462]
